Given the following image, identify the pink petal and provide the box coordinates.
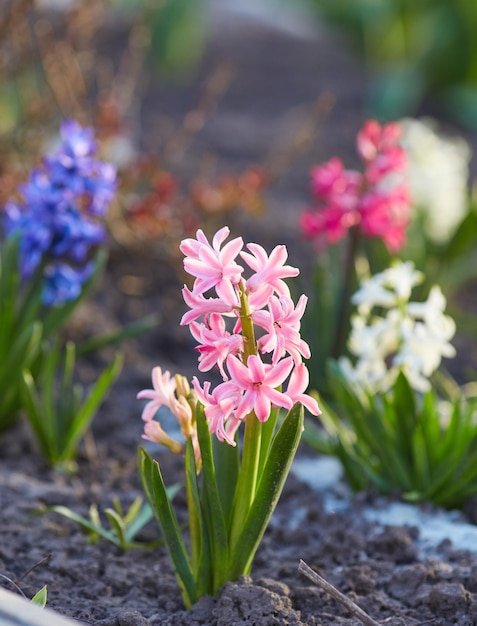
[212,226,230,249]
[227,354,250,388]
[264,356,293,387]
[254,392,271,422]
[246,354,265,384]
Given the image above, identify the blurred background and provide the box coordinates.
[0,0,477,361]
[1,0,477,272]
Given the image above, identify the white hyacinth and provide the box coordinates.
[399,118,471,245]
[339,262,456,393]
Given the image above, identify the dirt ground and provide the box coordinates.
[2,6,477,626]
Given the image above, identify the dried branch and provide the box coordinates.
[298,559,382,626]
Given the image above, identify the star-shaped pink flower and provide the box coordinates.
[226,353,293,422]
[253,294,311,364]
[241,243,299,309]
[180,227,244,305]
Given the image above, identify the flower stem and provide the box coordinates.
[238,281,257,364]
[331,226,360,359]
[229,283,261,550]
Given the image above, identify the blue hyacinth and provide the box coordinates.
[3,120,117,305]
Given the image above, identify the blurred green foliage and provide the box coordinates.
[111,0,207,75]
[306,0,477,126]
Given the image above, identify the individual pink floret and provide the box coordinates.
[137,366,177,422]
[192,378,242,446]
[242,243,299,309]
[180,286,237,325]
[310,158,362,210]
[226,353,294,422]
[189,314,243,378]
[180,226,244,305]
[253,294,311,364]
[286,362,321,416]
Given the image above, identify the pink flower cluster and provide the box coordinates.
[138,227,320,452]
[183,227,320,445]
[300,120,410,252]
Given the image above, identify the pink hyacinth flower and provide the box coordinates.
[192,378,242,446]
[241,243,299,309]
[142,419,182,454]
[286,362,321,416]
[189,314,243,378]
[301,119,410,253]
[356,120,401,163]
[253,294,311,364]
[226,353,294,422]
[180,285,237,326]
[180,226,244,305]
[311,158,362,210]
[137,366,177,422]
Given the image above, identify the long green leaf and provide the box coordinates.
[185,437,211,598]
[20,370,52,459]
[196,405,229,593]
[0,237,21,356]
[47,505,118,545]
[104,508,129,551]
[212,434,239,527]
[61,351,124,462]
[137,447,196,607]
[76,313,160,355]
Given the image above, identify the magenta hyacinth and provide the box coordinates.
[300,120,410,252]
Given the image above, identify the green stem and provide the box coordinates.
[331,226,360,359]
[229,283,261,550]
[238,282,257,364]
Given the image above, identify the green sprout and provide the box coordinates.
[45,489,180,551]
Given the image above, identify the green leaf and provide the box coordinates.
[212,434,239,527]
[258,405,280,475]
[31,585,47,608]
[392,372,417,465]
[104,508,129,551]
[195,405,229,593]
[230,403,304,578]
[45,494,170,550]
[21,343,123,466]
[443,203,477,260]
[46,505,118,545]
[61,350,124,462]
[137,447,196,607]
[185,437,211,597]
[326,364,416,492]
[76,313,160,355]
[21,369,52,459]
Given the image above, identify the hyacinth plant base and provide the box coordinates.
[3,9,477,626]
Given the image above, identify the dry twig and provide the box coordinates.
[298,559,381,626]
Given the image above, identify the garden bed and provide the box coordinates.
[2,5,477,625]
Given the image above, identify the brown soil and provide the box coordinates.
[2,6,477,626]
